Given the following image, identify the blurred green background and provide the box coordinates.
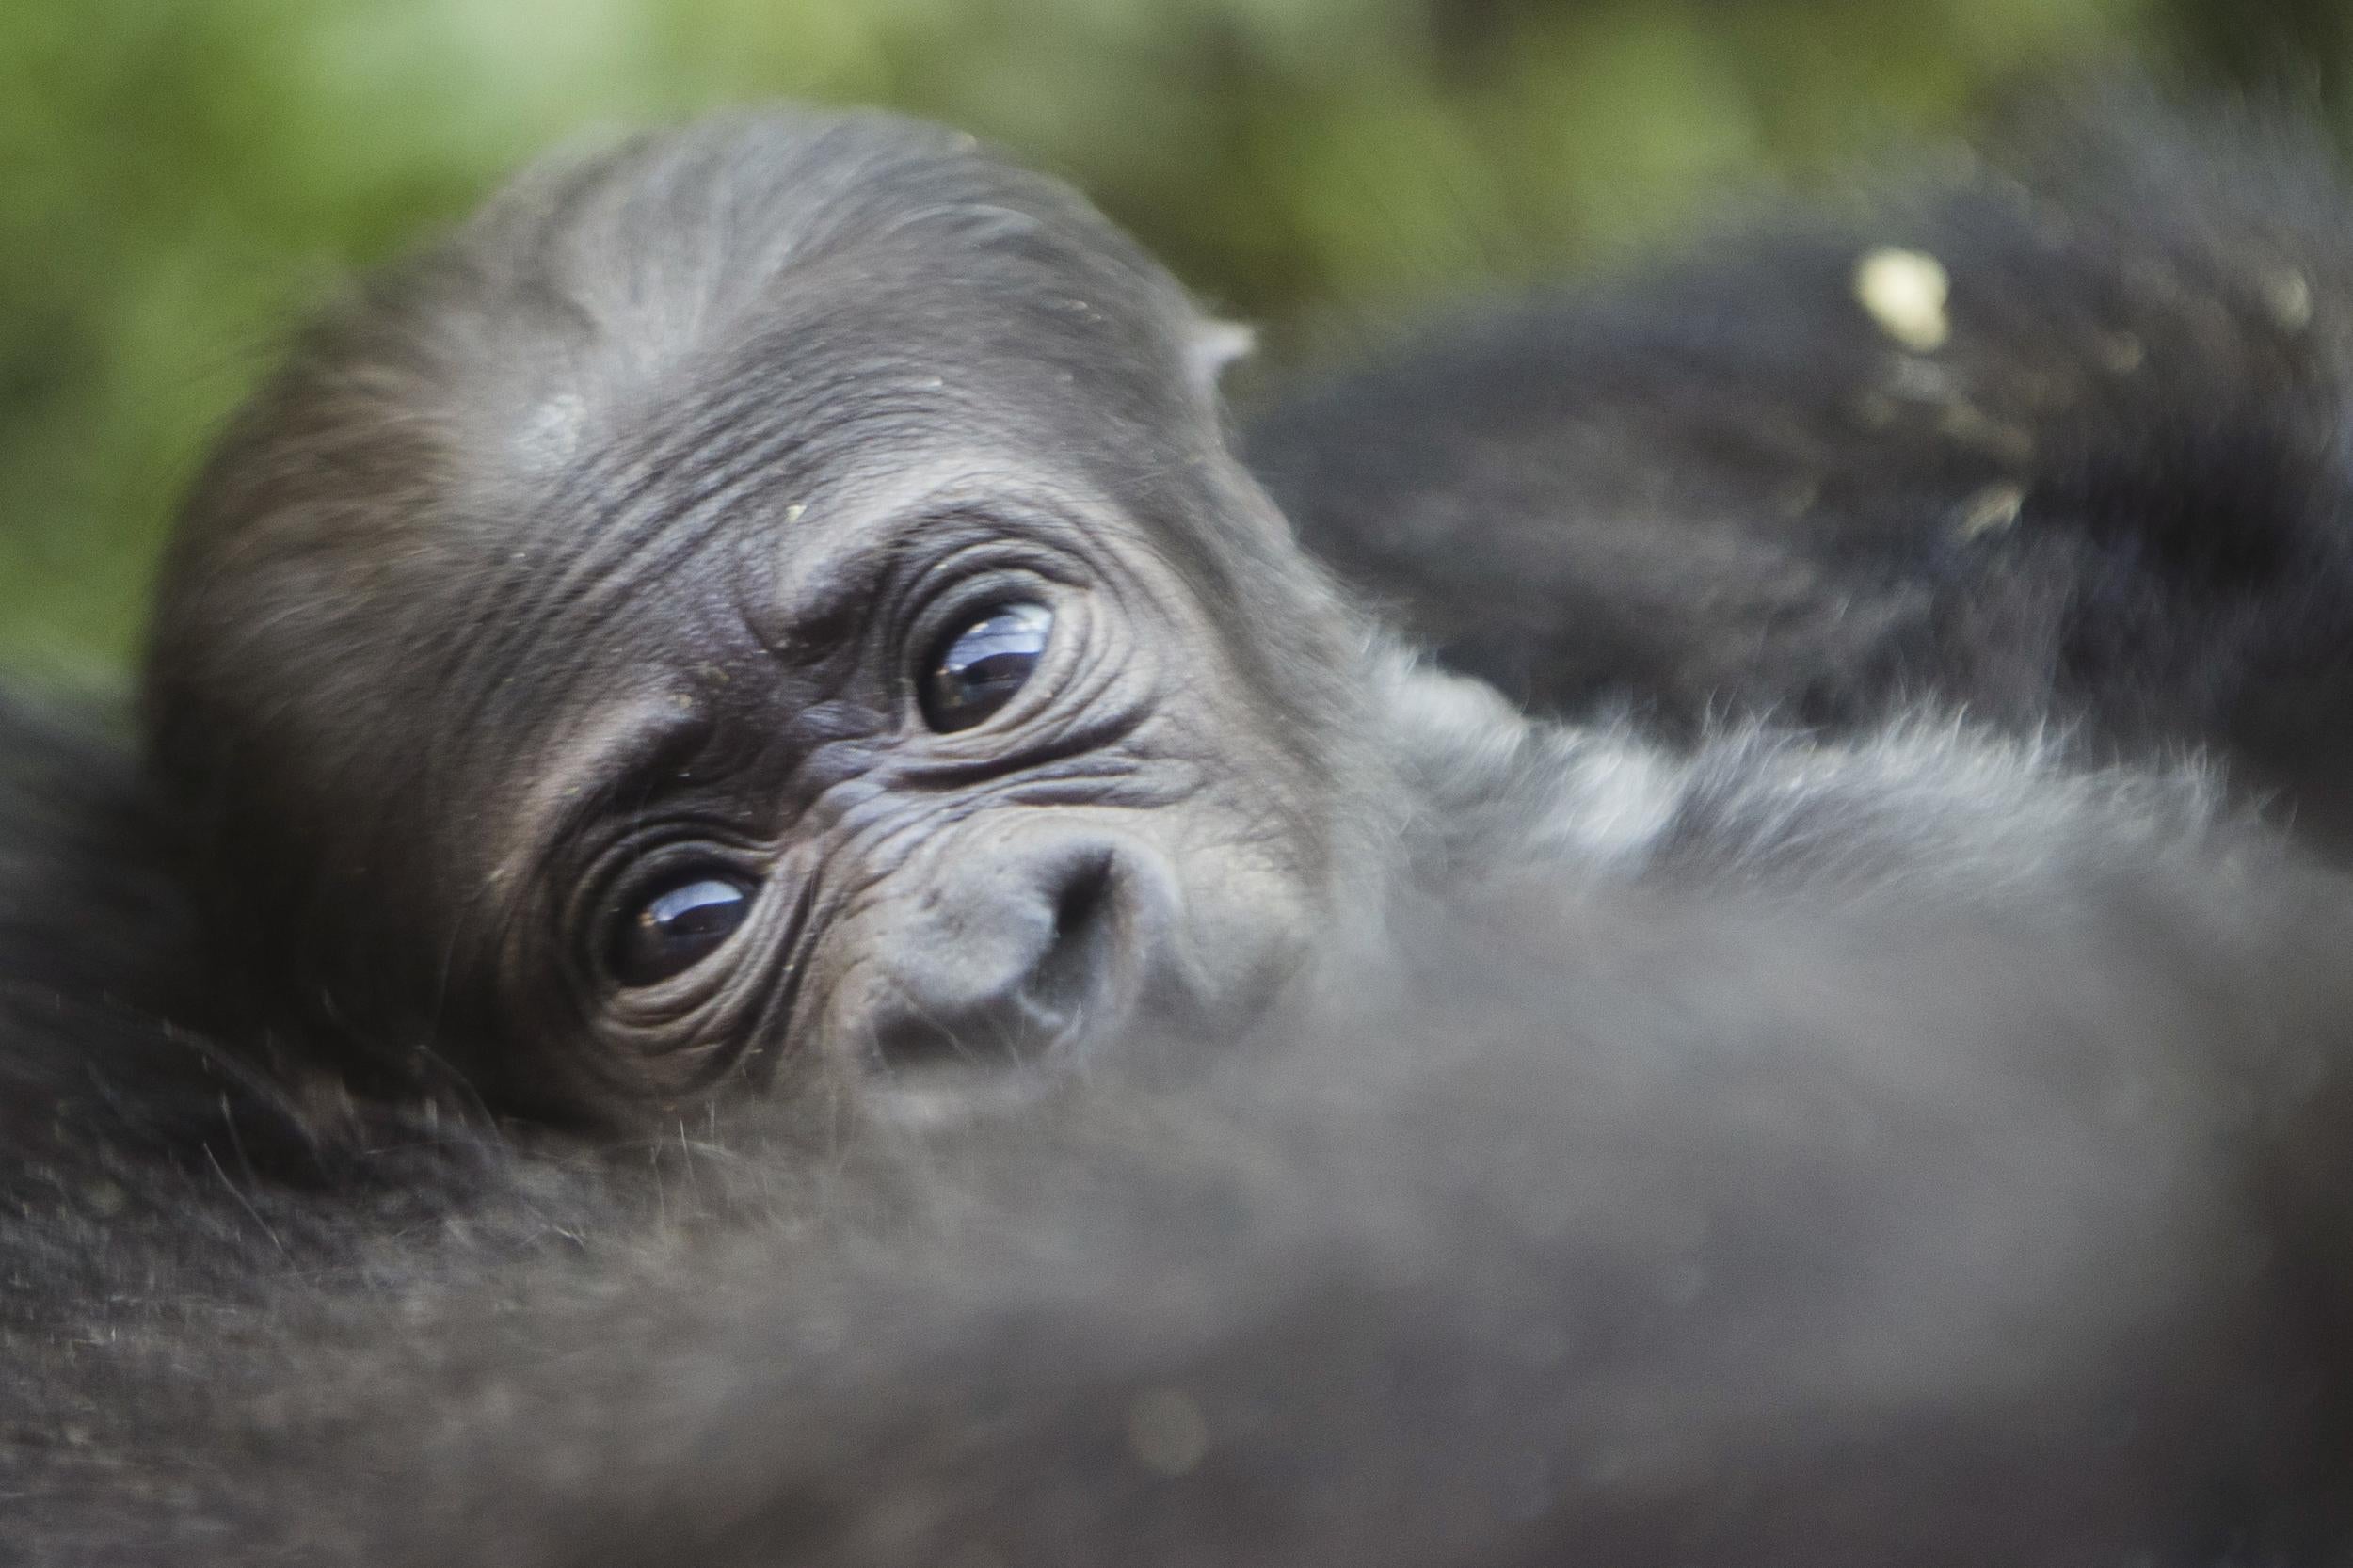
[1,0,2345,672]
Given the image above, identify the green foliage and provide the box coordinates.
[0,0,2271,667]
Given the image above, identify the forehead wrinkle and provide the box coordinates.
[440,180,1196,720]
[450,351,851,698]
[760,448,1129,623]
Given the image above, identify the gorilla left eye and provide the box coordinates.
[608,873,757,987]
[920,601,1053,732]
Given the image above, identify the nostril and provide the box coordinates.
[1026,850,1117,1020]
[867,845,1127,1077]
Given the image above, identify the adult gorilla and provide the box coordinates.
[1248,104,2353,846]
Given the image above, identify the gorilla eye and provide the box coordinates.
[609,873,756,987]
[920,600,1054,732]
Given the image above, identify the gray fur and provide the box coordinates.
[1249,94,2353,853]
[4,104,2352,1564]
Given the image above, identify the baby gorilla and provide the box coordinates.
[148,110,1372,1119]
[13,104,2353,1562]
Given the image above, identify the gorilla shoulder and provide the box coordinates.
[1247,103,2353,846]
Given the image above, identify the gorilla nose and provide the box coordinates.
[866,832,1165,1075]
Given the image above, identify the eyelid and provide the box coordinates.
[592,831,773,921]
[758,488,1101,662]
[557,794,774,988]
[508,697,714,893]
[764,511,1013,651]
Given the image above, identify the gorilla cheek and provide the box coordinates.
[1152,836,1321,1034]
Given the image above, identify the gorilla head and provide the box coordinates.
[145,110,1373,1119]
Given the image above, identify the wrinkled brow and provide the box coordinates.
[489,695,717,889]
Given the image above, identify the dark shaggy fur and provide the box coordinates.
[9,104,2353,1565]
[1247,103,2353,848]
[11,698,2353,1563]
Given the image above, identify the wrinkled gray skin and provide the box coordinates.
[8,107,2353,1562]
[148,110,1374,1121]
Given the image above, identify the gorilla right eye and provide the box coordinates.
[609,873,757,986]
[920,601,1054,732]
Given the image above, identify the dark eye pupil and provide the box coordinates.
[920,600,1053,732]
[610,875,753,986]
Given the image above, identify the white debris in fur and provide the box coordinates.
[1855,248,1951,352]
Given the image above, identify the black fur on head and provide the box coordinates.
[1244,97,2353,850]
[145,109,1370,1121]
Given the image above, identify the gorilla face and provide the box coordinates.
[474,410,1340,1112]
[145,111,1369,1118]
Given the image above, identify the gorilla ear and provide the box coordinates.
[1187,318,1257,393]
